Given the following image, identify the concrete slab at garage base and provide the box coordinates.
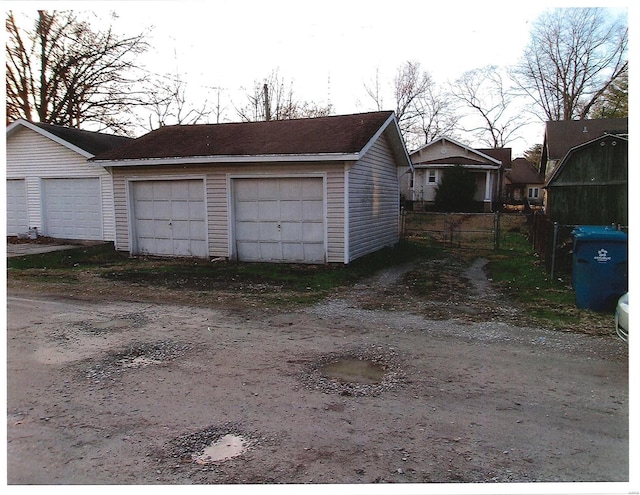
[6,240,108,258]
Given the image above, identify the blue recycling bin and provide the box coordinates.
[571,226,628,311]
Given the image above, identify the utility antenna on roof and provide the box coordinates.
[327,73,333,114]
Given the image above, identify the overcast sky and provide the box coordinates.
[7,1,632,155]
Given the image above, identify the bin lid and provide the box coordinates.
[571,225,628,242]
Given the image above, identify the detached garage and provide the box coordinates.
[6,119,131,241]
[91,111,412,264]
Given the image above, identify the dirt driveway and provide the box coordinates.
[6,259,628,485]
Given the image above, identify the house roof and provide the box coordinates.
[505,158,545,185]
[543,118,628,162]
[476,148,511,168]
[91,111,410,167]
[6,119,132,157]
[410,136,502,169]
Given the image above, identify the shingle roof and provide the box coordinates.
[476,148,511,168]
[544,118,628,161]
[91,111,395,161]
[505,158,545,185]
[32,122,132,155]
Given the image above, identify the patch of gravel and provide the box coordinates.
[298,343,405,397]
[154,422,266,465]
[85,340,193,382]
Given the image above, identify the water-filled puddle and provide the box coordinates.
[193,434,249,464]
[321,358,386,384]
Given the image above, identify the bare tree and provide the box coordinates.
[235,69,332,122]
[6,10,148,134]
[451,65,529,148]
[364,61,459,150]
[512,7,628,121]
[143,72,221,130]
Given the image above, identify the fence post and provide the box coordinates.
[493,211,500,251]
[550,221,559,280]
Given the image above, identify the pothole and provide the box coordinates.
[321,358,386,384]
[299,344,404,397]
[193,434,249,464]
[85,340,192,382]
[158,423,264,467]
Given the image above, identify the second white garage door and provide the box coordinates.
[42,178,103,240]
[131,179,208,257]
[6,179,28,236]
[233,177,325,263]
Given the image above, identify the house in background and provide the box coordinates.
[545,133,628,226]
[504,157,545,208]
[90,111,411,264]
[6,119,131,241]
[540,118,628,179]
[402,137,504,212]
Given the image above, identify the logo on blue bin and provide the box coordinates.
[594,249,611,263]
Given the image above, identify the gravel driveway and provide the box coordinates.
[6,259,629,485]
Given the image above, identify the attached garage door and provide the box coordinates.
[233,177,325,263]
[7,179,28,236]
[131,179,207,257]
[42,178,102,240]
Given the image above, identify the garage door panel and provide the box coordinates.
[233,177,325,263]
[131,179,207,257]
[189,202,206,220]
[302,200,323,220]
[280,200,302,221]
[170,201,191,220]
[258,181,279,199]
[281,223,302,241]
[258,222,280,240]
[258,201,279,221]
[304,244,325,261]
[134,182,155,200]
[303,223,324,242]
[282,243,304,261]
[235,201,257,221]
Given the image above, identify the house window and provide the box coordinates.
[528,187,539,199]
[427,170,437,184]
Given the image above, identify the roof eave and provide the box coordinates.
[91,152,362,167]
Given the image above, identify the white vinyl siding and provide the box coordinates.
[347,133,399,261]
[6,126,116,241]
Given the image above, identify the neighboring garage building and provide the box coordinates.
[91,111,411,264]
[6,119,131,241]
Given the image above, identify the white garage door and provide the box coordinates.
[131,179,207,257]
[233,177,325,263]
[42,178,102,240]
[6,179,28,236]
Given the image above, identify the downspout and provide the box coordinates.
[344,162,350,264]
